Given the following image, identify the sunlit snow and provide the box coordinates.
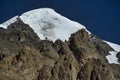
[104,41,120,64]
[106,51,119,64]
[20,8,91,41]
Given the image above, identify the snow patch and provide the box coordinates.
[106,51,119,64]
[104,41,120,64]
[0,24,6,29]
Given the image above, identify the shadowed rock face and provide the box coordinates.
[0,19,119,80]
[117,52,120,63]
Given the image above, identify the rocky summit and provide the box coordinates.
[0,19,120,80]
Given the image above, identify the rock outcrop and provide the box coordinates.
[117,52,120,63]
[0,19,119,80]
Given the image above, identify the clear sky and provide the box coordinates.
[0,0,120,44]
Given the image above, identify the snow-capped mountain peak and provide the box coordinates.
[0,8,120,64]
[0,8,90,41]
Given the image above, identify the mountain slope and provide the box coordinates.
[0,20,117,80]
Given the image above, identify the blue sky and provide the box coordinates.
[0,0,120,44]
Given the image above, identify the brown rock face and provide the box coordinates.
[0,19,120,80]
